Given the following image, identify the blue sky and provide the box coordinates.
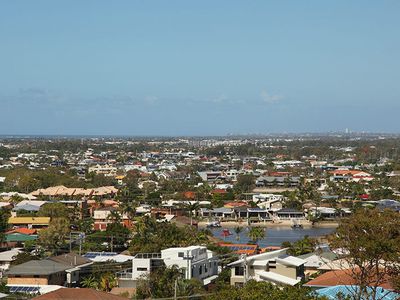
[1,1,399,135]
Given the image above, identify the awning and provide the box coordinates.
[203,275,219,285]
[258,271,300,286]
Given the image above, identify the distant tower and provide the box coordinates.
[345,128,349,134]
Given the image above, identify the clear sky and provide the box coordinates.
[1,1,399,136]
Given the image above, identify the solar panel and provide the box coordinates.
[9,286,40,294]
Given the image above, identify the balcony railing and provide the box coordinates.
[134,253,162,259]
[117,269,133,279]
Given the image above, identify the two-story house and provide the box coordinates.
[118,246,218,288]
[228,248,306,287]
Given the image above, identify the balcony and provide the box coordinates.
[134,253,162,259]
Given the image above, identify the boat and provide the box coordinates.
[291,219,303,229]
[206,220,221,228]
[220,229,232,237]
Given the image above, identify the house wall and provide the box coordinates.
[8,276,49,285]
[275,264,297,279]
[230,268,245,286]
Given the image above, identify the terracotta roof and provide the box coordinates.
[304,269,394,290]
[32,288,126,300]
[224,201,248,208]
[211,189,227,194]
[184,191,196,199]
[6,228,37,235]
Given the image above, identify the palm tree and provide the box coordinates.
[234,226,242,241]
[248,226,265,244]
[81,275,99,289]
[107,209,122,224]
[99,273,117,292]
[185,202,200,226]
[120,200,137,220]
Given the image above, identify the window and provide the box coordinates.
[137,267,148,271]
[178,252,184,258]
[33,275,40,278]
[234,266,244,276]
[199,266,202,274]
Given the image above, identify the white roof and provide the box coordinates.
[0,202,11,208]
[0,248,23,262]
[258,271,300,286]
[92,254,134,263]
[276,256,306,267]
[203,274,219,285]
[228,248,288,267]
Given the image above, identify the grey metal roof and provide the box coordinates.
[12,204,41,211]
[7,260,69,276]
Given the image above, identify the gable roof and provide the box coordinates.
[49,253,92,267]
[7,260,69,276]
[32,288,126,300]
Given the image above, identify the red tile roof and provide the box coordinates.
[211,189,228,194]
[6,228,37,235]
[304,269,394,290]
[32,288,126,300]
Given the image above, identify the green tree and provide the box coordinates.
[136,265,204,299]
[38,202,69,218]
[283,236,316,256]
[248,227,265,244]
[331,209,400,299]
[0,209,10,243]
[130,216,209,253]
[209,280,320,300]
[234,174,255,194]
[38,217,70,252]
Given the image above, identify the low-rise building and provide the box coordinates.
[228,248,306,287]
[118,246,218,288]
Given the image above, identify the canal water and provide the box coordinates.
[210,226,336,247]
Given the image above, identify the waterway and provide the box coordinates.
[210,226,336,247]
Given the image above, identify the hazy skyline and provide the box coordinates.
[1,1,400,135]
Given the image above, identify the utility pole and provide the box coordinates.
[69,232,72,253]
[111,235,114,252]
[186,250,190,280]
[242,254,248,284]
[174,278,177,300]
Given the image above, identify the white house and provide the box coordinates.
[228,248,306,287]
[118,246,218,288]
[161,246,218,284]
